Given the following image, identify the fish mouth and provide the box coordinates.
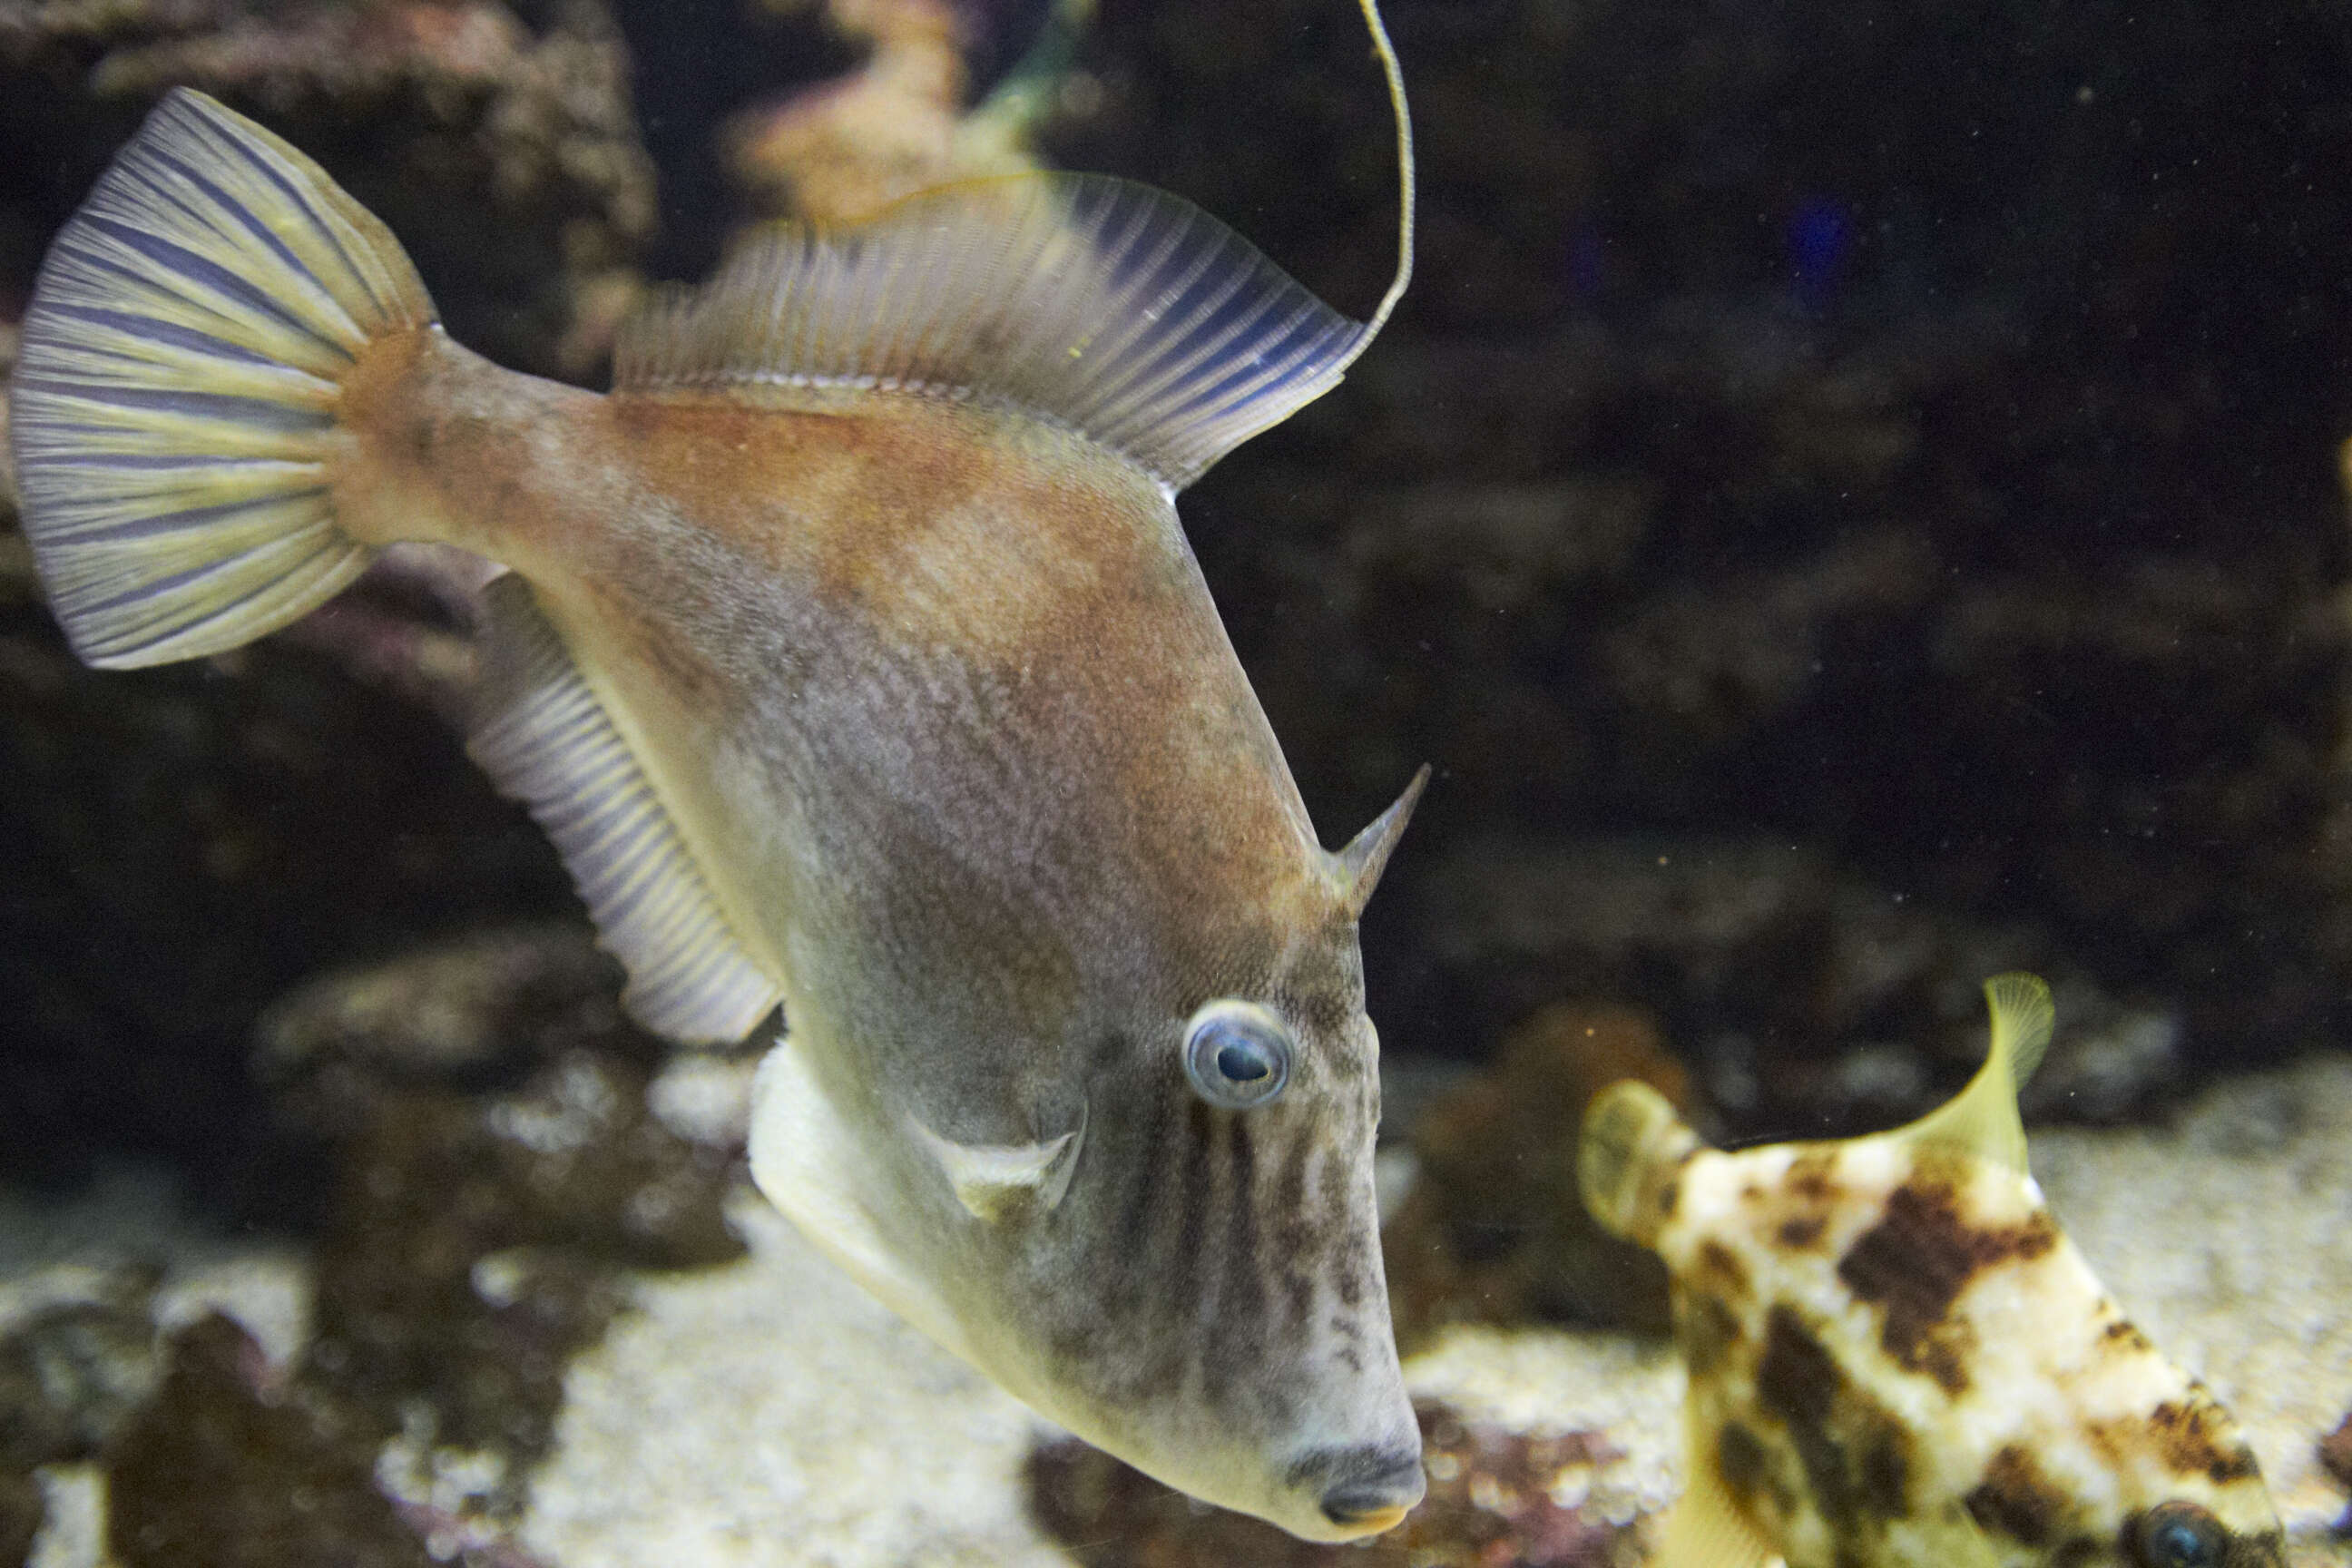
[1299,1445,1426,1537]
[1319,1497,1410,1536]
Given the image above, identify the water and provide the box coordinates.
[2,0,2349,1563]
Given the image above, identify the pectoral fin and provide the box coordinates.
[912,1103,1087,1223]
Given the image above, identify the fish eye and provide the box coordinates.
[1181,1000,1293,1110]
[2131,1502,2230,1568]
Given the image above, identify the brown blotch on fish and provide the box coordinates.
[2148,1399,2263,1485]
[1777,1214,1828,1250]
[1677,1289,1744,1377]
[1835,1173,2055,1393]
[1757,1305,1916,1534]
[1718,1414,1803,1525]
[1693,1240,1751,1302]
[1784,1151,1838,1203]
[1965,1443,2071,1546]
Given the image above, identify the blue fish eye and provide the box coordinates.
[1181,1001,1293,1110]
[2132,1503,2230,1568]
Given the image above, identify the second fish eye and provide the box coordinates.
[1181,1001,1294,1110]
[2131,1502,2230,1568]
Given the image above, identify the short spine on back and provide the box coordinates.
[10,88,434,668]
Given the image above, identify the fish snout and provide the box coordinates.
[1300,1443,1426,1537]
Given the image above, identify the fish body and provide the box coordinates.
[10,80,1425,1539]
[1580,976,2284,1568]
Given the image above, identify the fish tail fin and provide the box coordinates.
[1898,971,2054,1176]
[1579,1079,1701,1248]
[10,87,436,669]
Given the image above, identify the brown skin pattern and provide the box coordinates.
[1753,1306,1916,1541]
[1965,1444,2073,1547]
[1834,1162,2057,1396]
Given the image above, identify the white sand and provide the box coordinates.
[518,1195,1071,1568]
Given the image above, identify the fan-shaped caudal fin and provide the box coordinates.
[10,88,433,668]
[1579,1080,1702,1250]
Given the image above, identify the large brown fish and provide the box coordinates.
[8,13,1427,1538]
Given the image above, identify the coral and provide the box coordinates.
[1384,1004,1682,1345]
[1026,1400,1637,1568]
[726,0,1045,226]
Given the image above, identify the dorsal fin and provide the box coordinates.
[1898,972,2054,1177]
[613,0,1414,493]
[613,174,1367,492]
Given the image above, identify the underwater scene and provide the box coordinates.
[3,0,2351,1564]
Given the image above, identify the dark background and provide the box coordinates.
[6,0,2352,1194]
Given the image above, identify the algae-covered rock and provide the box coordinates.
[263,932,745,1496]
[1416,835,2184,1136]
[0,0,654,380]
[1384,1004,1682,1344]
[106,1314,432,1568]
[0,1470,36,1568]
[0,1296,160,1473]
[1028,1401,1638,1568]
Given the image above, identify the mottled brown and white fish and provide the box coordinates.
[7,7,1428,1538]
[1580,975,2285,1568]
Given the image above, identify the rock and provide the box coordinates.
[0,1297,161,1471]
[1384,1004,1684,1344]
[254,925,652,1138]
[0,0,656,380]
[1028,1401,1639,1568]
[1416,835,2183,1138]
[275,936,749,1502]
[0,1467,37,1568]
[105,1314,432,1568]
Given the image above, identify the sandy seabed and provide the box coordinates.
[7,1056,2350,1567]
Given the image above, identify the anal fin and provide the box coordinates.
[1655,1401,1783,1568]
[468,574,781,1044]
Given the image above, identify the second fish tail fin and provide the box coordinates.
[9,87,436,669]
[1579,1079,1703,1249]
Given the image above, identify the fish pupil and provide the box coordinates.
[1218,1041,1271,1082]
[2133,1502,2229,1568]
